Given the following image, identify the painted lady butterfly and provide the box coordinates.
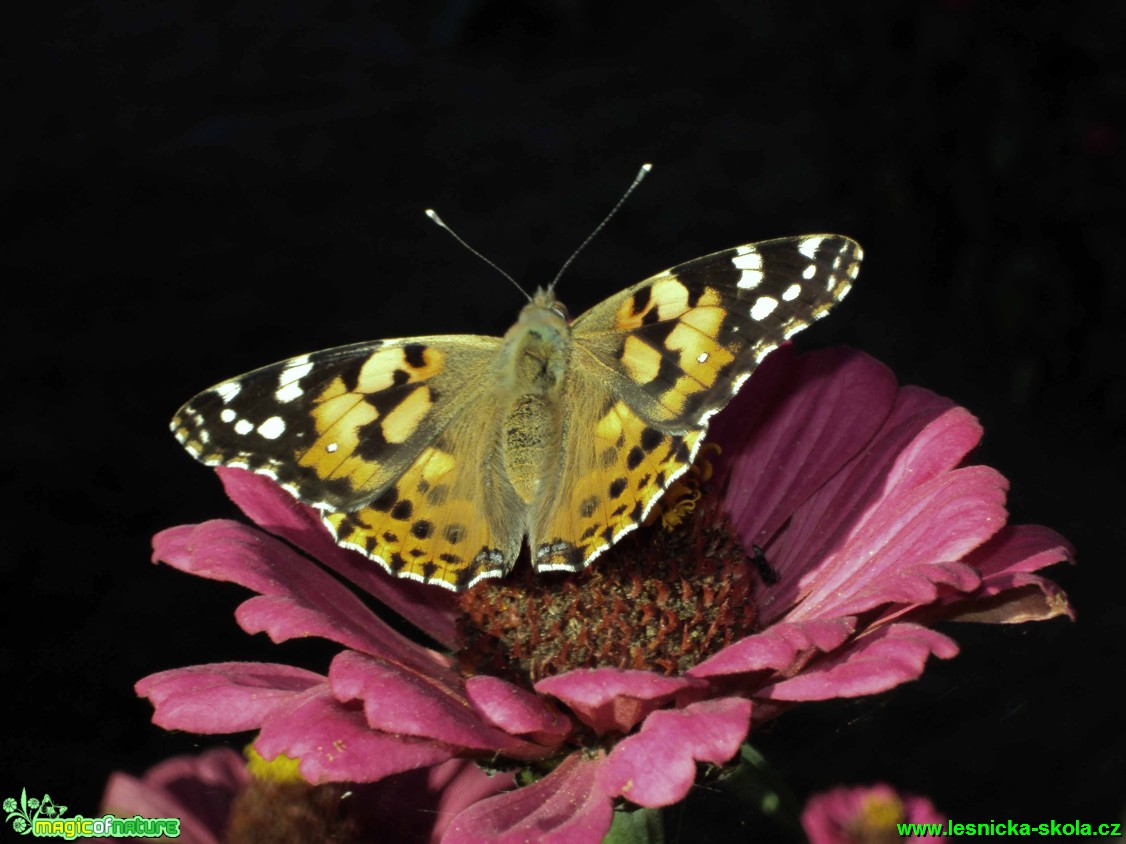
[172,231,861,591]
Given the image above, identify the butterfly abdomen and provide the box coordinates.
[501,395,564,505]
[496,294,574,507]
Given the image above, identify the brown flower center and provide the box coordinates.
[456,472,760,685]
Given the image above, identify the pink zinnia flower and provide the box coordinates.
[139,346,1072,843]
[802,783,946,843]
[97,746,511,844]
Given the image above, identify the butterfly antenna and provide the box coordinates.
[425,208,532,303]
[549,162,652,292]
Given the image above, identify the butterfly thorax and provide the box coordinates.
[496,288,573,505]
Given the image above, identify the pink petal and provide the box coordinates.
[100,748,247,844]
[136,662,324,733]
[761,623,958,701]
[964,523,1076,578]
[718,348,898,553]
[534,668,701,734]
[254,684,456,784]
[599,697,752,807]
[329,650,543,757]
[942,524,1075,623]
[141,747,248,836]
[760,389,964,621]
[688,618,855,679]
[465,675,573,744]
[787,463,1007,621]
[154,521,449,674]
[217,467,460,647]
[100,773,224,844]
[442,752,613,844]
[353,760,517,844]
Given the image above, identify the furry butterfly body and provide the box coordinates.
[172,234,861,591]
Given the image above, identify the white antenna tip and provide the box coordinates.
[425,209,447,227]
[641,163,653,173]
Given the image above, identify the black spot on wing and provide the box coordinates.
[404,343,427,369]
[631,285,651,315]
[640,427,663,452]
[580,495,600,518]
[327,352,364,393]
[354,418,389,460]
[369,486,398,512]
[626,446,645,470]
[455,562,481,590]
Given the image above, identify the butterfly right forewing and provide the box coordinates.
[570,234,862,431]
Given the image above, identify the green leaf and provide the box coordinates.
[604,806,664,844]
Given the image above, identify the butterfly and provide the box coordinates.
[172,233,861,591]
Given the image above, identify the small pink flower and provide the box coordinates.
[97,747,512,844]
[98,748,247,844]
[802,783,946,843]
[139,346,1072,843]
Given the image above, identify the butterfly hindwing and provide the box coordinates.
[172,335,502,511]
[531,361,706,571]
[323,403,528,590]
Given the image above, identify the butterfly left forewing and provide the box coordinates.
[172,335,502,511]
[531,235,861,573]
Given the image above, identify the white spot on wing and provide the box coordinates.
[214,381,241,403]
[276,382,304,403]
[750,296,779,321]
[734,246,765,289]
[802,264,817,280]
[258,416,286,439]
[782,283,802,301]
[220,408,236,423]
[326,442,338,453]
[234,419,254,436]
[697,351,709,364]
[276,357,313,403]
[754,342,778,364]
[732,247,763,270]
[737,269,764,290]
[799,236,824,259]
[783,320,809,339]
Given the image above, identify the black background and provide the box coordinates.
[5,1,1124,837]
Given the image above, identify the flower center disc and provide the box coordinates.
[456,486,760,685]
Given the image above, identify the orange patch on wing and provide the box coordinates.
[324,445,500,590]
